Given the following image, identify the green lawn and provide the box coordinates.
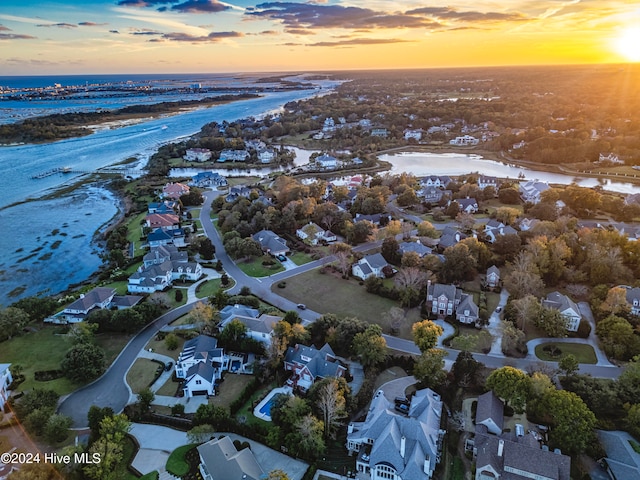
[96,332,134,366]
[125,211,148,257]
[272,268,401,328]
[126,358,162,394]
[195,278,222,299]
[156,377,180,397]
[236,255,285,277]
[534,342,597,364]
[209,373,255,407]
[145,335,186,360]
[166,445,198,477]
[289,251,315,266]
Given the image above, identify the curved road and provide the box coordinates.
[59,189,623,426]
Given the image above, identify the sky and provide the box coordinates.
[0,0,639,75]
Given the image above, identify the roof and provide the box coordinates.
[110,295,143,308]
[147,229,172,242]
[198,436,264,480]
[457,294,478,317]
[597,430,640,480]
[227,314,281,334]
[399,241,432,257]
[64,287,116,313]
[220,304,260,324]
[362,253,388,269]
[626,287,640,303]
[186,361,217,384]
[252,230,289,253]
[475,391,504,433]
[542,291,580,316]
[487,265,500,277]
[428,283,461,302]
[284,343,344,379]
[179,335,220,363]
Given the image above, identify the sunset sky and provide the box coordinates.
[1,0,638,75]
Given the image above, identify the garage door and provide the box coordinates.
[191,390,208,396]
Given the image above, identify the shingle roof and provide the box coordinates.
[476,391,504,433]
[363,253,388,269]
[197,436,264,480]
[220,304,260,323]
[64,287,116,313]
[179,335,219,363]
[428,283,460,302]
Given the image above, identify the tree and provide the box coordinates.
[7,463,59,480]
[219,318,248,347]
[164,332,179,350]
[187,424,216,444]
[413,349,447,389]
[627,403,640,439]
[501,322,526,354]
[498,188,520,204]
[530,389,596,455]
[417,221,439,238]
[314,379,348,439]
[352,325,387,367]
[596,314,639,360]
[441,243,477,283]
[412,320,443,353]
[137,388,155,413]
[0,307,31,342]
[599,286,631,317]
[87,405,114,442]
[486,366,531,413]
[451,350,481,388]
[618,355,640,404]
[495,207,520,225]
[334,250,351,278]
[536,308,568,338]
[266,470,290,480]
[190,301,218,335]
[44,413,73,443]
[84,414,131,480]
[291,414,325,459]
[381,237,401,265]
[15,389,59,419]
[61,343,106,383]
[199,237,216,260]
[558,354,579,376]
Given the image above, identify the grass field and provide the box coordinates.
[125,211,147,257]
[289,251,315,266]
[237,255,285,277]
[145,334,186,360]
[272,268,400,326]
[126,358,162,394]
[209,373,255,407]
[534,342,597,364]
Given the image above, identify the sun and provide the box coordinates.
[614,26,640,62]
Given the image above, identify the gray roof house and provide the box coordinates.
[473,391,571,480]
[45,287,142,324]
[221,311,281,346]
[438,226,466,249]
[519,180,550,204]
[352,253,390,280]
[220,304,260,324]
[176,335,225,380]
[427,281,478,324]
[486,265,500,288]
[252,230,289,256]
[399,241,433,258]
[597,430,640,480]
[457,197,479,214]
[542,291,581,332]
[198,436,264,480]
[347,388,445,479]
[625,286,640,316]
[484,220,518,243]
[284,343,346,392]
[456,294,479,325]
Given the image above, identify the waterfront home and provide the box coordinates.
[225,185,252,203]
[148,200,179,214]
[419,186,450,204]
[128,245,202,293]
[284,343,346,392]
[420,176,452,189]
[190,171,227,188]
[198,436,264,480]
[148,227,187,248]
[184,148,212,162]
[449,135,479,145]
[519,180,549,204]
[1,364,13,411]
[218,149,248,162]
[252,230,289,256]
[541,291,581,332]
[404,129,423,141]
[316,154,338,170]
[347,388,445,479]
[352,253,390,280]
[258,147,276,163]
[145,213,180,231]
[45,287,142,323]
[478,176,498,190]
[162,182,190,200]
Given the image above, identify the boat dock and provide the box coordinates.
[30,166,143,179]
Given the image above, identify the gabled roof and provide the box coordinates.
[626,287,640,303]
[179,335,221,364]
[284,343,343,379]
[252,229,289,253]
[487,265,500,277]
[110,295,143,308]
[147,229,173,242]
[428,283,460,302]
[542,291,580,316]
[64,287,116,313]
[186,361,217,384]
[476,391,504,433]
[361,253,388,269]
[228,314,281,334]
[220,304,260,324]
[198,436,264,480]
[399,241,432,257]
[458,197,478,209]
[457,294,478,317]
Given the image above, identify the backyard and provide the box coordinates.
[534,342,597,364]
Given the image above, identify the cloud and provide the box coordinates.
[78,22,108,27]
[118,0,229,13]
[117,0,173,6]
[309,37,413,47]
[0,24,10,31]
[109,29,120,33]
[285,28,314,35]
[247,2,440,30]
[36,23,78,28]
[158,30,243,41]
[0,33,37,40]
[131,29,163,35]
[406,7,528,23]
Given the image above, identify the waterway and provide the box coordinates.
[0,82,335,304]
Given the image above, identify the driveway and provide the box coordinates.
[378,375,417,403]
[129,423,188,475]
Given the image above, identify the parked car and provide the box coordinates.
[496,307,502,313]
[277,254,287,262]
[297,303,306,310]
[164,361,173,372]
[394,403,409,414]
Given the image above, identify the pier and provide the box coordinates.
[30,167,144,179]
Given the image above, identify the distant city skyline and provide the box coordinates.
[1,0,639,75]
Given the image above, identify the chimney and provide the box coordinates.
[423,455,431,475]
[347,423,354,434]
[498,439,504,457]
[400,435,406,459]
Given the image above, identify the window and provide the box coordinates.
[195,380,201,385]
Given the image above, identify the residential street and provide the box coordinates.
[57,188,623,427]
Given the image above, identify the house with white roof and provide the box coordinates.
[184,148,212,162]
[541,291,582,332]
[450,135,479,146]
[347,388,445,479]
[352,253,390,280]
[404,129,423,141]
[1,363,13,411]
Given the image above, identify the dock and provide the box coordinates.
[30,166,143,179]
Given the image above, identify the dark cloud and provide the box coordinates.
[117,0,173,6]
[109,29,120,33]
[285,28,314,35]
[309,38,413,47]
[0,33,37,40]
[36,23,78,28]
[170,0,229,13]
[131,30,163,35]
[406,6,528,22]
[158,30,243,42]
[78,22,108,27]
[247,2,439,29]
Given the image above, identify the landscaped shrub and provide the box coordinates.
[229,377,262,415]
[277,281,286,288]
[34,370,65,382]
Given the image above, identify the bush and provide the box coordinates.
[175,289,183,302]
[277,281,286,288]
[165,333,179,351]
[171,404,185,416]
[34,370,65,382]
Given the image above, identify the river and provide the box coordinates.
[0,83,335,304]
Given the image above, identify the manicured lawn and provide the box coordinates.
[166,444,198,477]
[125,211,148,257]
[226,176,261,187]
[0,326,77,394]
[235,382,277,428]
[126,358,162,394]
[209,373,255,407]
[145,335,186,360]
[96,332,134,366]
[272,268,400,328]
[534,342,597,364]
[195,278,222,299]
[289,251,315,266]
[236,255,285,277]
[156,377,180,397]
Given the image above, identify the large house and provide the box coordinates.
[478,176,498,190]
[145,213,180,231]
[284,343,347,392]
[162,182,190,200]
[438,226,466,250]
[45,287,142,323]
[450,135,479,146]
[252,230,289,256]
[625,286,640,316]
[399,241,432,258]
[218,149,248,162]
[519,180,550,204]
[457,197,479,214]
[484,220,518,243]
[316,154,338,170]
[128,245,202,293]
[473,391,571,480]
[420,176,452,189]
[485,266,500,289]
[541,292,582,332]
[190,171,227,188]
[296,222,336,245]
[184,148,212,162]
[220,305,281,346]
[1,363,13,411]
[427,282,479,324]
[352,253,390,280]
[198,436,264,480]
[176,335,226,397]
[347,388,445,479]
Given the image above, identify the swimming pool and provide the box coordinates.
[253,386,293,422]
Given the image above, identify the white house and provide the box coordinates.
[316,154,338,170]
[347,388,445,479]
[404,129,423,141]
[176,335,226,396]
[220,311,281,347]
[625,286,640,316]
[486,266,500,288]
[218,149,248,162]
[519,180,550,204]
[1,363,13,411]
[450,135,479,146]
[184,148,212,162]
[542,291,582,332]
[296,222,336,245]
[478,176,498,190]
[457,197,479,214]
[252,230,289,256]
[352,253,390,280]
[484,220,518,243]
[128,245,202,293]
[257,148,276,163]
